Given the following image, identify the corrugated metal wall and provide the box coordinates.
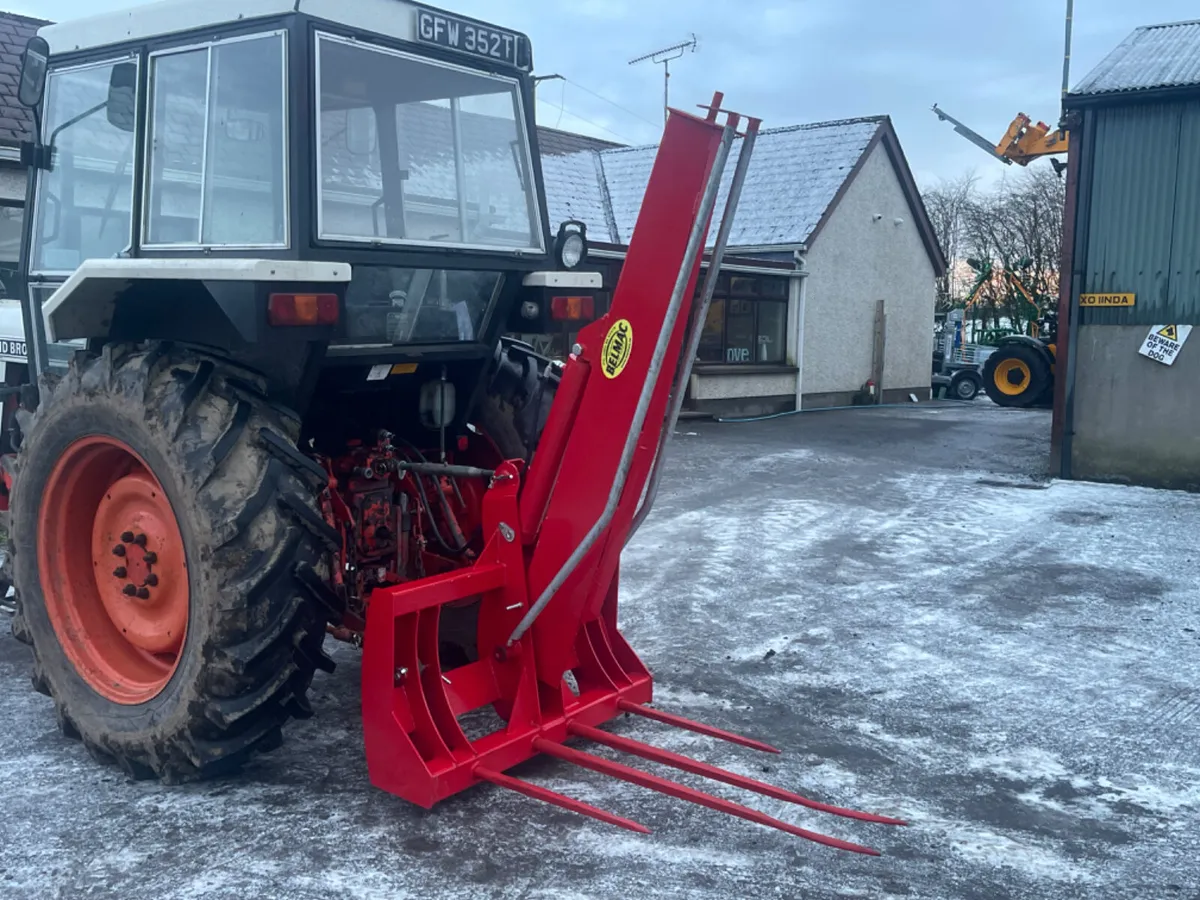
[1080,98,1200,325]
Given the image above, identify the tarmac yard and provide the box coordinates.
[1,401,1197,899]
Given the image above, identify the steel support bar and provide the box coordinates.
[617,699,780,754]
[533,739,879,855]
[629,118,761,542]
[568,722,906,825]
[474,766,651,834]
[506,116,737,646]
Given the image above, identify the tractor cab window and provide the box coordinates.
[29,57,139,275]
[341,267,502,346]
[315,32,542,252]
[143,32,287,247]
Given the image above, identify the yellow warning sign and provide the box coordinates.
[1157,325,1178,341]
[1080,293,1136,307]
[601,318,633,379]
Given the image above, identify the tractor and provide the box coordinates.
[980,314,1058,408]
[5,0,904,852]
[956,260,1058,409]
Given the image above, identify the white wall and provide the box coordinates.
[690,371,796,401]
[799,142,936,398]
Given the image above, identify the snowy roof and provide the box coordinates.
[0,12,48,146]
[1072,20,1200,96]
[543,117,889,250]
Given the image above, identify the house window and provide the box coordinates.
[696,272,789,364]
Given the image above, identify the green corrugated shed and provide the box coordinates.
[1055,20,1200,488]
[1076,99,1200,326]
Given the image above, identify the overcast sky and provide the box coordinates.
[21,0,1199,189]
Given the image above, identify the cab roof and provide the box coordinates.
[39,0,531,68]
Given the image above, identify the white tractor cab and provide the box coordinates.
[5,0,599,456]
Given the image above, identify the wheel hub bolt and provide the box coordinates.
[112,545,126,557]
[144,574,158,587]
[136,588,150,600]
[120,531,135,543]
[133,534,147,548]
[143,551,158,565]
[113,567,127,578]
[122,584,138,596]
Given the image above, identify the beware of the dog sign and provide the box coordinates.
[1138,325,1192,366]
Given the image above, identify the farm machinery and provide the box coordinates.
[5,0,904,852]
[958,261,1058,408]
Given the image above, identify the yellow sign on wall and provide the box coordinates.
[1079,293,1136,307]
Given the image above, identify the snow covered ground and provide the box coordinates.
[1,401,1197,899]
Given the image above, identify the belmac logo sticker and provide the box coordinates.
[601,318,633,379]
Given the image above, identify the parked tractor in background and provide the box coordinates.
[4,0,903,852]
[937,259,1057,408]
[965,262,1058,408]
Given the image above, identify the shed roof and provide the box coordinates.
[543,115,946,274]
[0,12,47,147]
[1071,19,1200,97]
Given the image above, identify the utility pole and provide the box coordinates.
[1061,0,1074,98]
[628,35,698,126]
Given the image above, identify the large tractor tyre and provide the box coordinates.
[9,342,339,782]
[982,344,1051,408]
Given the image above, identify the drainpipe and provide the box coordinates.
[791,250,808,411]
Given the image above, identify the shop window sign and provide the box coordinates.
[698,273,788,365]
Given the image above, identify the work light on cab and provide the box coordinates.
[555,220,588,269]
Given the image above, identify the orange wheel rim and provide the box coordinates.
[993,358,1031,396]
[37,436,188,704]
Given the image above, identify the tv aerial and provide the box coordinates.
[629,35,698,125]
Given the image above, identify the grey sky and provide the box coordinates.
[18,0,1199,188]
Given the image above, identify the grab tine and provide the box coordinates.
[475,766,651,835]
[533,739,880,855]
[617,699,781,754]
[568,722,907,826]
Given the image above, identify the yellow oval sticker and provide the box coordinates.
[601,318,633,379]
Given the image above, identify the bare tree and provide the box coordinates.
[922,172,978,312]
[926,165,1066,341]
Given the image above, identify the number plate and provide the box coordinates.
[0,339,27,359]
[415,9,521,67]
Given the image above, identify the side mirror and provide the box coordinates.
[17,36,49,110]
[106,62,137,133]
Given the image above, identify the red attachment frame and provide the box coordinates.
[359,95,906,851]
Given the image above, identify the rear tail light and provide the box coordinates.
[268,293,339,326]
[550,295,595,321]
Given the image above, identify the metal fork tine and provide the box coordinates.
[617,699,781,753]
[475,766,651,835]
[533,739,880,855]
[568,722,907,826]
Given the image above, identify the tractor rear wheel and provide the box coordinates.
[982,344,1051,408]
[10,343,337,781]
